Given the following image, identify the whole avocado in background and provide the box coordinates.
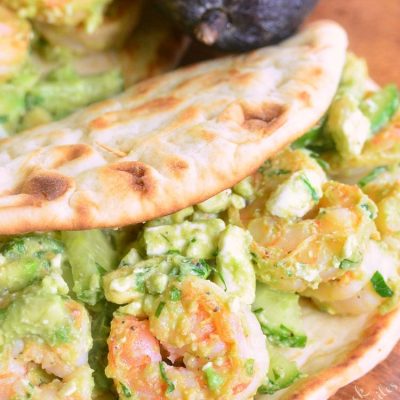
[157,0,319,52]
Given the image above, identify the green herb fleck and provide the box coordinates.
[339,259,357,269]
[360,203,376,219]
[155,301,166,318]
[371,271,394,298]
[253,307,264,314]
[300,175,319,202]
[245,359,255,376]
[358,166,387,187]
[120,383,132,398]
[159,362,175,393]
[267,169,291,177]
[169,287,181,301]
[166,249,180,255]
[203,364,224,391]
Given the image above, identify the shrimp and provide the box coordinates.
[0,274,93,399]
[106,276,268,400]
[241,150,377,292]
[303,240,399,315]
[34,0,144,54]
[2,0,112,30]
[0,5,31,83]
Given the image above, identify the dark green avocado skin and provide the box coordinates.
[157,0,319,52]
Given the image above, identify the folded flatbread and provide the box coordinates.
[0,21,347,234]
[266,303,400,399]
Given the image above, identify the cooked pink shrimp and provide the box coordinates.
[106,276,268,400]
[0,5,31,83]
[0,276,93,399]
[246,180,378,292]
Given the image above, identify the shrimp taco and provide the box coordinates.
[0,16,400,400]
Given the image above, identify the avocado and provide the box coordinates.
[61,229,119,305]
[252,282,307,347]
[258,343,302,395]
[157,0,319,51]
[0,235,64,296]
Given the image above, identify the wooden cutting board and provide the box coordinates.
[308,1,400,398]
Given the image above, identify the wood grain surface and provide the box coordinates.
[309,1,400,399]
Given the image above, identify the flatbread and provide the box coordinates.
[256,302,400,399]
[0,21,347,234]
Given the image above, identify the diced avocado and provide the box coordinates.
[145,207,194,227]
[325,95,371,158]
[0,64,41,133]
[337,53,368,101]
[26,67,124,120]
[103,254,211,309]
[258,343,302,395]
[252,282,307,348]
[20,107,53,131]
[196,188,248,214]
[62,230,119,305]
[0,274,79,349]
[360,84,399,134]
[233,177,254,200]
[376,189,400,234]
[266,169,325,219]
[0,84,26,133]
[143,219,226,259]
[215,225,256,304]
[197,189,232,213]
[88,300,117,392]
[0,235,64,295]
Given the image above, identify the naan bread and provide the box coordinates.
[0,21,347,234]
[265,303,400,399]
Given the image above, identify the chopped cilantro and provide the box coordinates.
[169,287,181,301]
[159,362,175,393]
[203,364,224,391]
[300,175,319,202]
[358,166,387,187]
[120,383,132,398]
[245,358,255,376]
[155,301,166,318]
[371,271,394,298]
[339,259,357,269]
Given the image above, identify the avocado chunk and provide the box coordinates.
[0,235,64,296]
[266,169,325,219]
[103,254,212,311]
[252,282,307,348]
[61,229,119,305]
[143,219,226,259]
[88,300,117,393]
[215,225,256,304]
[26,66,124,120]
[360,84,400,134]
[258,343,302,395]
[0,274,78,348]
[325,95,371,159]
[158,0,318,51]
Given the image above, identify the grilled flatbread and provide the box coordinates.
[265,303,400,399]
[0,21,347,234]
